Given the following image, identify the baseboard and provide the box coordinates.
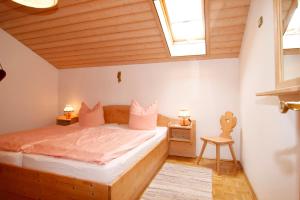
[238,162,258,200]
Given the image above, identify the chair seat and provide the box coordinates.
[201,136,234,144]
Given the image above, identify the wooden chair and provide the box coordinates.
[196,111,238,174]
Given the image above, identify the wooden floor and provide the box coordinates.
[166,156,257,200]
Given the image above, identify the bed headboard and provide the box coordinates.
[103,105,173,127]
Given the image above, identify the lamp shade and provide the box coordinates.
[11,0,58,8]
[64,105,74,112]
[178,109,190,118]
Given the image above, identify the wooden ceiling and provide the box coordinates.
[0,0,250,69]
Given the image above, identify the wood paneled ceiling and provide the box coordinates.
[0,0,250,69]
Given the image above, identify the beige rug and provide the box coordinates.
[141,162,212,200]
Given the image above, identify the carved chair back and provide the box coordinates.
[219,111,237,139]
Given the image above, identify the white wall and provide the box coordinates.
[239,1,299,200]
[283,54,300,80]
[0,29,58,134]
[59,59,240,159]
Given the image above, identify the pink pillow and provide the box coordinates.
[79,102,105,127]
[128,100,158,130]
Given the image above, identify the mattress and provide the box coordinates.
[22,124,168,185]
[0,151,22,166]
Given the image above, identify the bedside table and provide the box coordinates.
[56,115,78,126]
[168,121,196,157]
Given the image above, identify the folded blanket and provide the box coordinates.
[23,126,155,165]
[0,124,83,152]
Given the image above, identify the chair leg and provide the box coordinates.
[216,144,220,175]
[229,143,237,165]
[196,140,207,165]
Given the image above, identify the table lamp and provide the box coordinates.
[64,105,74,119]
[178,109,191,126]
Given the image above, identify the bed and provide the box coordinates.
[0,105,172,200]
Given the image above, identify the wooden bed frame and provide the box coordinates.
[0,105,172,200]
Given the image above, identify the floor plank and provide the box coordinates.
[166,156,257,200]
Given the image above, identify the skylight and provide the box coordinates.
[283,1,300,49]
[154,0,206,56]
[12,0,58,8]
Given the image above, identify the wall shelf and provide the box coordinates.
[256,86,300,101]
[256,86,300,113]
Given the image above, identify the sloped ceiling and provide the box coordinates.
[0,0,250,69]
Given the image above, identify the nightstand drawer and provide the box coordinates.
[170,128,191,141]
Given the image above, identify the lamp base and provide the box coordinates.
[180,118,191,126]
[64,112,72,119]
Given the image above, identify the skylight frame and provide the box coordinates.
[160,0,176,43]
[153,0,206,57]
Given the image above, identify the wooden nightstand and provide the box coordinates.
[168,121,196,157]
[56,115,78,126]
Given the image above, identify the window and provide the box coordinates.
[283,0,300,49]
[154,0,206,56]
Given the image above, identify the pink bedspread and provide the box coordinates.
[0,125,83,152]
[23,127,155,164]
